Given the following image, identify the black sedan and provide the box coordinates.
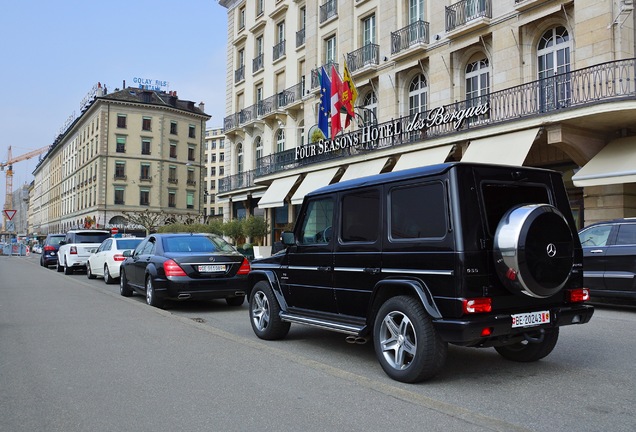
[119,233,251,308]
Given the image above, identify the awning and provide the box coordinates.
[232,194,248,202]
[572,136,636,187]
[339,157,389,182]
[257,175,301,209]
[393,145,453,171]
[461,127,541,166]
[290,167,340,205]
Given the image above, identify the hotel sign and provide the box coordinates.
[296,102,490,161]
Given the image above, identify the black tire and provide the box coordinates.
[86,262,96,279]
[40,257,45,267]
[145,276,164,309]
[64,261,73,275]
[495,328,559,362]
[119,269,133,297]
[104,265,114,284]
[56,261,64,272]
[249,281,290,340]
[373,296,447,383]
[226,295,245,307]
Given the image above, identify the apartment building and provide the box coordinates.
[218,0,636,245]
[31,84,210,234]
[203,127,227,219]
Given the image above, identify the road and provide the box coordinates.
[1,254,634,432]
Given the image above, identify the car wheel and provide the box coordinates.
[145,276,164,309]
[119,269,133,297]
[56,260,64,272]
[40,256,45,267]
[495,328,559,362]
[86,262,96,279]
[104,265,114,284]
[226,295,245,307]
[249,281,290,340]
[64,260,73,275]
[373,296,447,383]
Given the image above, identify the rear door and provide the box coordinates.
[604,223,636,295]
[579,223,614,292]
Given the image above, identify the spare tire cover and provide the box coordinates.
[494,204,574,298]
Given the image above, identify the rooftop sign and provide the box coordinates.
[133,77,169,91]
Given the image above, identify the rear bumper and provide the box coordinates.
[433,304,594,345]
[152,276,249,301]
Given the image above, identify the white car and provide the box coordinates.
[87,237,144,284]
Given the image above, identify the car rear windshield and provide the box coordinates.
[481,182,551,235]
[47,236,64,246]
[115,239,143,250]
[74,232,111,243]
[163,235,236,253]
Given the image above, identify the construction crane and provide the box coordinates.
[1,145,50,227]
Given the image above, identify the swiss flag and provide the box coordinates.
[330,65,344,138]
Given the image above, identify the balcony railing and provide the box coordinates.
[347,44,380,73]
[391,20,430,55]
[278,82,303,108]
[311,61,339,89]
[446,0,492,32]
[253,54,264,73]
[273,40,286,61]
[235,65,245,83]
[319,0,337,23]
[296,28,305,47]
[219,59,636,193]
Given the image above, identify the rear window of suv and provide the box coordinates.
[73,232,110,243]
[481,182,551,235]
[47,236,64,246]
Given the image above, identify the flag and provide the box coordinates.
[331,65,343,138]
[342,59,358,127]
[319,67,331,139]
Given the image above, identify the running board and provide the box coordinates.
[279,312,364,336]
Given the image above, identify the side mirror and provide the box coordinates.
[281,231,295,246]
[123,250,132,257]
[59,241,67,246]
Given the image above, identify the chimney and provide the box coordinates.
[199,102,205,112]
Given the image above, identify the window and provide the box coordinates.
[362,91,377,125]
[115,161,126,179]
[481,183,550,236]
[579,225,612,247]
[220,167,225,175]
[168,191,176,208]
[117,114,127,128]
[114,188,125,205]
[239,5,246,29]
[325,36,336,63]
[141,139,151,155]
[341,189,380,243]
[187,168,196,185]
[300,198,334,245]
[256,36,264,55]
[363,15,376,45]
[616,224,636,245]
[409,74,428,115]
[256,0,264,16]
[211,154,217,163]
[170,121,178,135]
[211,140,217,150]
[170,142,177,158]
[409,0,425,23]
[390,182,447,239]
[220,152,225,162]
[168,166,177,183]
[140,163,151,180]
[188,145,196,161]
[219,139,225,149]
[237,143,244,173]
[277,21,285,43]
[538,26,571,110]
[140,189,150,206]
[255,136,263,160]
[210,167,216,176]
[187,191,195,209]
[142,117,152,131]
[189,125,196,139]
[466,57,490,106]
[276,129,285,152]
[116,136,126,153]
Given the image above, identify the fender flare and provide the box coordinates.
[248,269,289,311]
[371,279,442,320]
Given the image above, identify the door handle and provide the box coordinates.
[363,268,381,274]
[317,266,332,272]
[590,249,604,253]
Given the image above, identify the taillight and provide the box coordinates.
[44,245,55,252]
[237,258,251,275]
[164,259,187,277]
[462,297,492,314]
[566,288,590,303]
[70,246,77,255]
[113,254,125,262]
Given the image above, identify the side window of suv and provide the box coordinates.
[579,225,612,247]
[299,198,334,245]
[390,182,447,239]
[615,224,636,245]
[341,189,380,243]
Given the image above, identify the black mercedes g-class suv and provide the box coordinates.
[247,162,594,383]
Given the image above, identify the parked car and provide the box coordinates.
[57,229,111,274]
[119,233,251,308]
[247,162,594,383]
[578,218,636,302]
[40,234,66,268]
[87,237,144,284]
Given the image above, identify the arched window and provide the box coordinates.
[361,90,377,125]
[276,129,285,152]
[537,26,571,110]
[254,136,263,161]
[236,142,244,174]
[465,57,489,106]
[408,74,427,116]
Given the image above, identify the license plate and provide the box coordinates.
[511,311,550,328]
[197,264,226,273]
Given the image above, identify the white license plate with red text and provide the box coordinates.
[511,311,550,328]
[197,264,226,273]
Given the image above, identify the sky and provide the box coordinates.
[0,0,228,210]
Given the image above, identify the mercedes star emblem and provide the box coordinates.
[546,243,557,257]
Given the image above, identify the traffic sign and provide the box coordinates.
[6,221,15,231]
[111,227,119,235]
[3,209,16,221]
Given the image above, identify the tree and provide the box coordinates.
[222,218,244,245]
[243,216,269,246]
[122,209,167,235]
